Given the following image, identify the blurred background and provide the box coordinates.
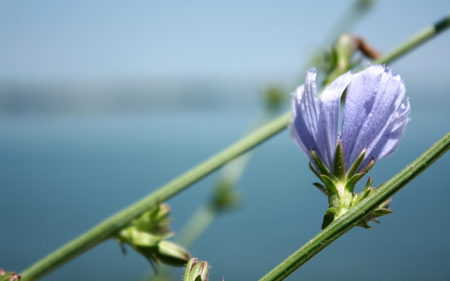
[1,0,450,280]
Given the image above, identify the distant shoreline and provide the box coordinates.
[0,78,265,114]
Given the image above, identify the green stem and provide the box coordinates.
[19,13,450,281]
[176,205,218,249]
[19,113,291,281]
[176,109,279,249]
[374,12,450,65]
[259,131,450,281]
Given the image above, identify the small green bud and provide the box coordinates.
[0,269,21,281]
[211,178,240,212]
[322,34,355,86]
[135,203,172,236]
[322,208,337,229]
[183,258,209,281]
[114,203,190,268]
[263,85,285,110]
[117,226,189,267]
[322,34,380,88]
[152,203,171,222]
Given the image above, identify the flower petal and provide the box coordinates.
[341,65,406,170]
[290,68,324,162]
[362,98,410,168]
[318,71,353,170]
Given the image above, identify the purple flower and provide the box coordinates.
[290,65,410,174]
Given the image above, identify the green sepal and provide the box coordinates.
[363,176,373,192]
[344,173,360,193]
[359,180,375,198]
[190,262,203,280]
[132,232,161,248]
[311,149,332,179]
[312,182,328,196]
[351,192,358,206]
[114,238,127,255]
[346,148,366,180]
[356,219,373,230]
[359,158,375,177]
[309,162,324,183]
[345,171,368,191]
[134,240,190,268]
[346,158,375,188]
[372,208,394,219]
[183,258,198,281]
[355,207,393,229]
[322,208,337,229]
[153,240,190,267]
[150,203,171,222]
[135,209,156,231]
[321,175,339,195]
[352,177,373,207]
[121,228,161,248]
[333,141,346,182]
[321,175,342,210]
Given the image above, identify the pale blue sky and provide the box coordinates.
[0,0,449,83]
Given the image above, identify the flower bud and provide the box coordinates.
[135,203,172,236]
[263,85,285,111]
[0,269,21,281]
[211,179,240,212]
[183,258,209,281]
[114,202,191,268]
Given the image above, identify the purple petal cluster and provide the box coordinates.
[290,65,410,173]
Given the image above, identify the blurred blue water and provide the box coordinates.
[1,106,450,281]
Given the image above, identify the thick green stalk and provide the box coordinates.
[374,12,450,65]
[20,13,450,281]
[259,130,450,281]
[19,113,291,281]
